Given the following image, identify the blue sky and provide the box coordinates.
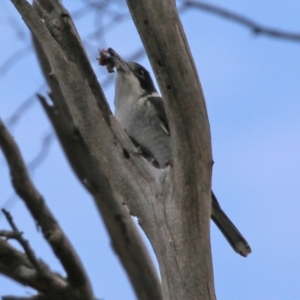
[1,1,300,299]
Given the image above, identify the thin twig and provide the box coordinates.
[1,209,43,273]
[0,230,20,239]
[0,236,67,292]
[1,129,55,214]
[5,84,46,128]
[0,45,32,77]
[184,1,300,42]
[27,131,55,172]
[2,297,43,300]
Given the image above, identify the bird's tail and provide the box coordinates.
[211,192,251,257]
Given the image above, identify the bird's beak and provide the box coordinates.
[106,48,130,73]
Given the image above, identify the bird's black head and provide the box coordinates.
[127,62,157,95]
[106,48,159,101]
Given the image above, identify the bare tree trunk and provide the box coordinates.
[126,1,215,299]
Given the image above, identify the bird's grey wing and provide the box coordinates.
[147,96,170,135]
[128,135,160,168]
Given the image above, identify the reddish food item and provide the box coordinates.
[97,49,115,73]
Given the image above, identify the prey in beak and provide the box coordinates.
[98,48,130,73]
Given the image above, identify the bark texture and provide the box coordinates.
[3,0,215,299]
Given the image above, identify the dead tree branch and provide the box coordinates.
[31,0,162,299]
[0,232,66,293]
[1,209,44,273]
[5,84,45,128]
[0,118,94,300]
[0,46,32,78]
[184,1,300,42]
[126,0,214,299]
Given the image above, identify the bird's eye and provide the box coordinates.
[138,68,145,76]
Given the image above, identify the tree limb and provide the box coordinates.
[185,1,300,42]
[126,0,214,299]
[0,237,66,293]
[1,209,45,274]
[31,0,162,299]
[0,118,93,300]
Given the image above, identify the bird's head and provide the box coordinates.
[99,48,158,101]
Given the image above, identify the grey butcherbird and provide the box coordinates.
[102,48,251,257]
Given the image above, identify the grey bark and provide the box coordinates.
[126,0,215,298]
[6,0,215,299]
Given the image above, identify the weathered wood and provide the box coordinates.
[126,1,215,299]
[8,0,215,299]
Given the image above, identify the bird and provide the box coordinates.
[100,48,251,257]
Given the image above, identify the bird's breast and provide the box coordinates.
[115,99,171,168]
